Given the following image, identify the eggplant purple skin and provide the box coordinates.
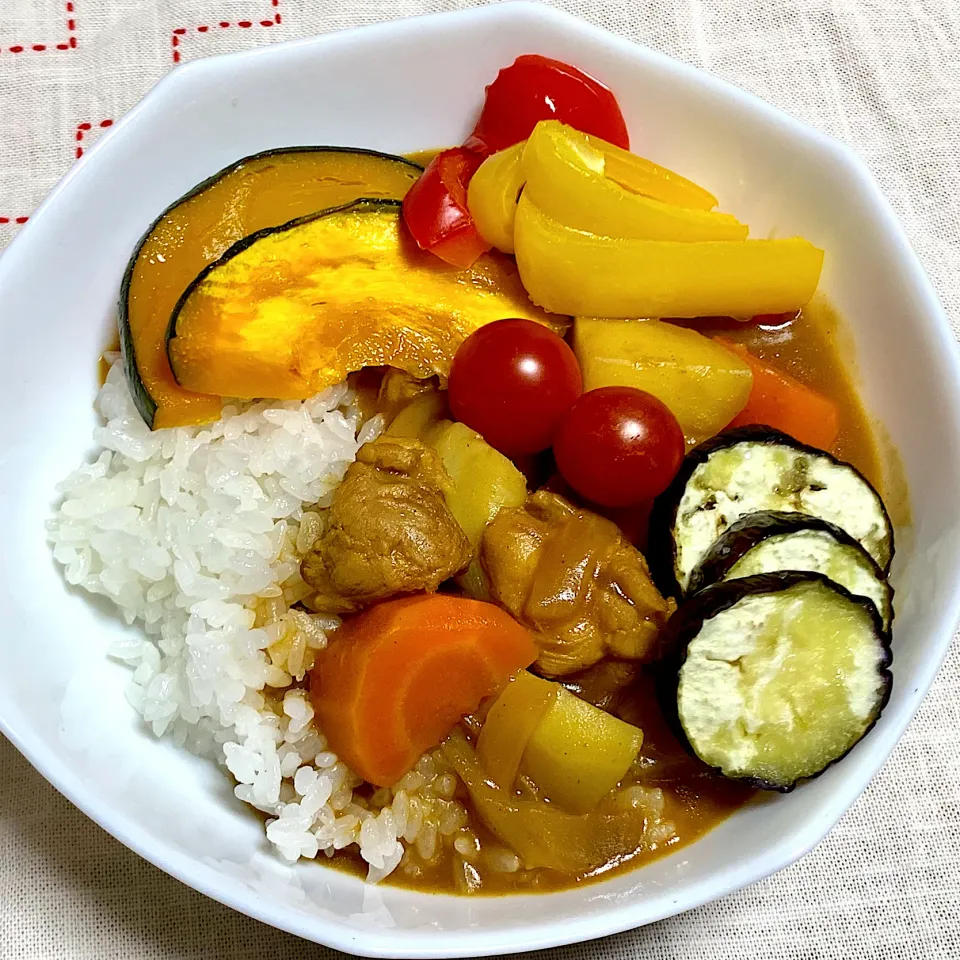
[686,511,894,628]
[657,569,894,793]
[647,424,895,600]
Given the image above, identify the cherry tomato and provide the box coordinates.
[449,319,582,456]
[553,387,684,507]
[467,54,630,154]
[402,147,491,268]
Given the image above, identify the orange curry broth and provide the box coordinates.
[681,301,882,488]
[329,300,895,895]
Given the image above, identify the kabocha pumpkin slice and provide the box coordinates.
[167,200,566,401]
[120,146,423,428]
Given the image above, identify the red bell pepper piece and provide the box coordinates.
[402,146,491,269]
[402,54,630,268]
[467,54,630,153]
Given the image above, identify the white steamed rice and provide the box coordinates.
[47,358,436,880]
[48,358,673,886]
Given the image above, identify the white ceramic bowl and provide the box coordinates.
[1,3,958,956]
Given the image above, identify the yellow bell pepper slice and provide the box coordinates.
[581,130,718,210]
[522,121,748,241]
[467,141,525,254]
[515,194,824,318]
[467,123,723,253]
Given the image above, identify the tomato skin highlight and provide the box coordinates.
[449,318,583,457]
[553,386,685,507]
[469,54,630,153]
[402,147,491,268]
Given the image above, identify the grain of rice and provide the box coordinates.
[485,847,521,874]
[416,819,439,861]
[647,821,678,846]
[439,800,467,836]
[392,790,409,838]
[396,770,426,793]
[454,832,481,860]
[453,856,483,894]
[404,796,425,844]
[436,772,458,800]
[313,750,338,769]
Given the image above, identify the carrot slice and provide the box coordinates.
[716,337,840,449]
[309,594,538,786]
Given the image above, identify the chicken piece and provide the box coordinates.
[301,436,471,614]
[480,490,674,676]
[377,368,442,422]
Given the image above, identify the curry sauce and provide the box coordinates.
[691,301,885,493]
[327,301,894,896]
[327,666,751,894]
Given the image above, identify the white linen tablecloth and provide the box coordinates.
[1,2,958,957]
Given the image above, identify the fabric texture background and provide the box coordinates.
[1,1,958,957]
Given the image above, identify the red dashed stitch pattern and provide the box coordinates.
[1,117,114,227]
[1,1,287,230]
[0,0,78,56]
[172,0,281,63]
[75,118,114,159]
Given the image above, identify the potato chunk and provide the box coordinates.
[522,684,644,814]
[574,317,753,446]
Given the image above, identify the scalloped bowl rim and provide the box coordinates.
[0,4,958,957]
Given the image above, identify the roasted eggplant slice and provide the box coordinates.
[670,571,892,791]
[650,426,893,595]
[687,511,893,631]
